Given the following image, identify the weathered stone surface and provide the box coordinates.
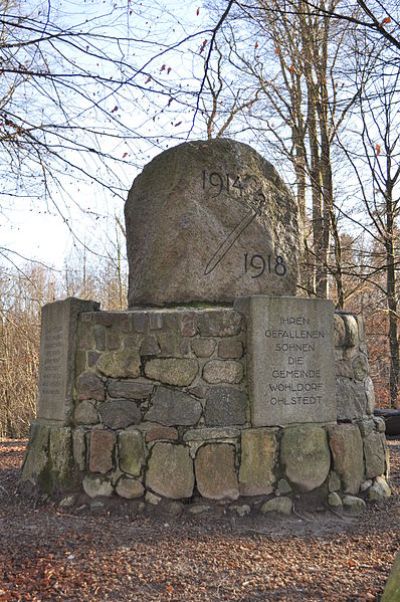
[360,479,373,492]
[157,332,190,357]
[364,432,386,479]
[191,338,216,358]
[277,478,292,495]
[98,400,141,429]
[230,504,251,517]
[118,430,144,476]
[368,476,391,501]
[357,417,375,438]
[183,427,240,441]
[140,335,161,356]
[195,443,239,500]
[218,339,243,359]
[343,314,359,347]
[202,360,243,385]
[146,443,194,499]
[374,416,386,433]
[76,371,105,401]
[97,350,141,378]
[89,430,116,473]
[83,474,113,498]
[38,298,99,423]
[116,477,144,499]
[125,139,299,306]
[261,497,292,515]
[145,386,202,426]
[238,296,336,427]
[204,387,247,426]
[94,325,106,351]
[328,492,342,508]
[74,400,99,425]
[144,358,198,386]
[239,429,277,496]
[72,428,86,471]
[342,495,366,514]
[329,424,364,494]
[336,377,368,421]
[280,425,330,492]
[352,354,369,381]
[145,425,179,442]
[118,479,138,502]
[107,379,154,400]
[21,423,49,482]
[333,314,346,347]
[179,313,197,337]
[365,377,376,414]
[328,471,341,492]
[49,427,75,487]
[197,310,242,337]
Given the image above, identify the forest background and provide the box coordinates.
[1,0,399,437]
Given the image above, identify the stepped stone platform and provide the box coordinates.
[21,297,390,514]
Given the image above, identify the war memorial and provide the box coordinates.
[21,139,391,514]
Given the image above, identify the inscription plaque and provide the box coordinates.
[237,296,336,426]
[37,298,99,423]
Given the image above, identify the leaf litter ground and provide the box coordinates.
[0,439,399,601]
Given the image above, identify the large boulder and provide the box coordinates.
[125,139,299,306]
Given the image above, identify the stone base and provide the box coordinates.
[21,300,390,513]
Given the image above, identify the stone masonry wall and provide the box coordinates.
[21,305,390,514]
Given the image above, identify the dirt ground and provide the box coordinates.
[0,439,399,602]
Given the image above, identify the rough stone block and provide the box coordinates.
[140,335,161,356]
[157,331,190,357]
[183,427,240,441]
[116,476,144,499]
[191,338,216,358]
[239,429,277,496]
[365,377,376,414]
[336,377,368,421]
[204,387,247,426]
[197,310,242,337]
[72,428,86,471]
[76,371,105,402]
[145,425,179,442]
[118,430,144,476]
[49,427,76,488]
[280,425,330,492]
[352,354,369,381]
[21,423,49,483]
[343,314,359,347]
[144,358,198,386]
[97,350,141,378]
[368,476,391,501]
[74,400,99,425]
[202,360,243,384]
[329,424,364,494]
[89,430,116,474]
[218,339,243,359]
[333,314,346,347]
[99,400,141,429]
[146,442,194,499]
[195,443,239,500]
[342,494,366,514]
[107,379,154,400]
[132,312,148,333]
[145,386,202,426]
[261,497,292,515]
[83,474,113,498]
[179,313,197,337]
[364,432,386,479]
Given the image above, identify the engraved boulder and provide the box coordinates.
[125,139,299,306]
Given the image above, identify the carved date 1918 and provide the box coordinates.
[244,253,287,278]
